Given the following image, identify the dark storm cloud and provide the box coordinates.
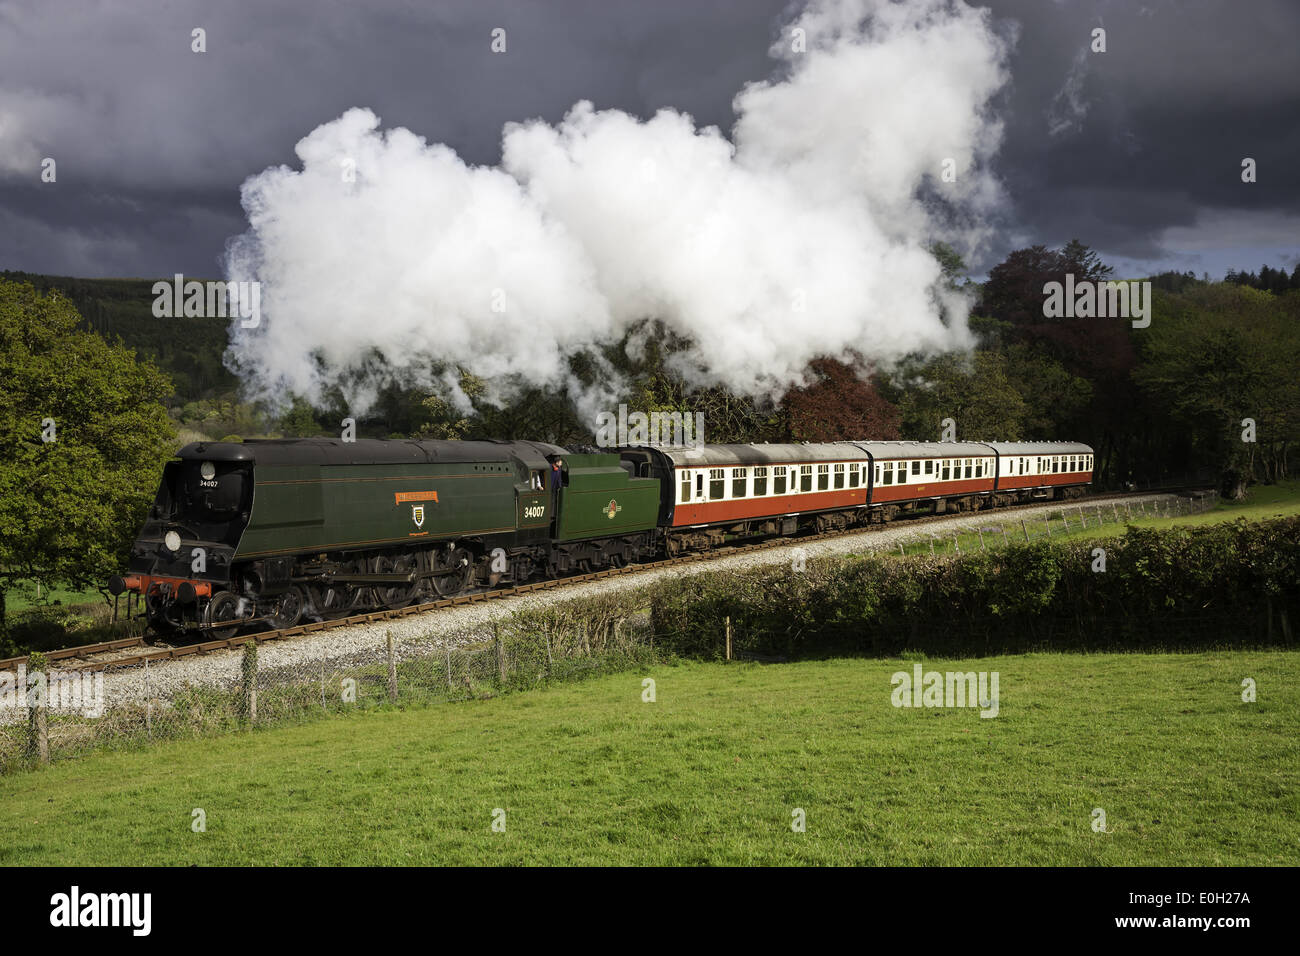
[982,0,1300,275]
[0,0,1296,279]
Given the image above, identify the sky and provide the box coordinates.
[1,0,1297,284]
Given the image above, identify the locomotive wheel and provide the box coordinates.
[206,591,244,640]
[374,554,418,609]
[306,580,356,620]
[270,585,306,629]
[432,547,473,597]
[145,592,187,639]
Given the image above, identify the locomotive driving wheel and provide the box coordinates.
[431,546,473,597]
[374,554,419,609]
[306,564,361,621]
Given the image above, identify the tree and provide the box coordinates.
[1001,343,1093,439]
[979,240,1137,484]
[0,281,175,641]
[781,358,900,441]
[278,395,321,437]
[1059,238,1114,282]
[886,350,1028,441]
[1135,284,1300,497]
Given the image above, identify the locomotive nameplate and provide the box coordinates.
[394,490,439,504]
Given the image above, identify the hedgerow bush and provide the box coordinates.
[648,517,1300,658]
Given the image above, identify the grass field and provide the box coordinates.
[1,650,1296,866]
[5,580,106,614]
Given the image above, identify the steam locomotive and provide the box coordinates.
[108,437,1093,638]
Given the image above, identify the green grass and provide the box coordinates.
[1,650,1296,865]
[898,479,1300,555]
[4,580,106,613]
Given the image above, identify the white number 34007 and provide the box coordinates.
[523,505,546,519]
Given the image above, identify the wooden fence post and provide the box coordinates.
[725,616,733,661]
[493,623,507,685]
[544,626,553,680]
[240,641,258,726]
[145,656,153,739]
[445,643,453,690]
[386,630,398,703]
[27,652,49,765]
[1021,519,1030,543]
[320,660,327,711]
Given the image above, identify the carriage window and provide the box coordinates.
[883,461,894,485]
[896,461,908,483]
[964,459,972,479]
[975,460,983,478]
[773,468,787,495]
[911,461,921,476]
[696,472,704,498]
[833,463,845,489]
[709,468,726,499]
[1052,457,1059,474]
[817,464,830,491]
[753,466,768,496]
[874,465,881,484]
[800,465,813,492]
[924,460,933,475]
[680,472,691,503]
[732,467,748,498]
[942,460,950,481]
[848,464,860,488]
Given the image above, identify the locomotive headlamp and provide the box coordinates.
[200,461,216,481]
[164,531,182,553]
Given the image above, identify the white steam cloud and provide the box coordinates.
[224,0,1013,417]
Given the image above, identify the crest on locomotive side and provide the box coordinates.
[606,499,622,519]
[411,505,425,528]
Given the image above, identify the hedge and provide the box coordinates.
[647,517,1300,658]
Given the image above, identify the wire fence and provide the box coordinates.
[887,492,1217,558]
[0,621,658,774]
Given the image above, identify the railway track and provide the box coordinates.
[2,486,1203,673]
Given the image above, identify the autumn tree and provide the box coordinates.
[781,358,900,441]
